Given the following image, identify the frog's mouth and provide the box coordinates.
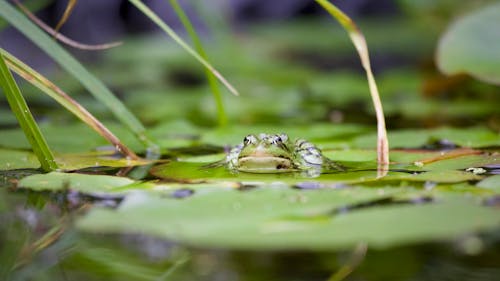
[237,156,294,173]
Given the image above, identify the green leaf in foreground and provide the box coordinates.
[0,0,155,149]
[0,52,57,171]
[436,2,500,85]
[77,188,500,250]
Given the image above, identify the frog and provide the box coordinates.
[222,133,343,175]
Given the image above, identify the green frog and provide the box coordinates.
[224,133,343,176]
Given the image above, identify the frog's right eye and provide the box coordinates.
[243,135,257,145]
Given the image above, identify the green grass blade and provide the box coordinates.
[0,0,156,150]
[168,0,227,126]
[1,48,139,160]
[128,0,239,97]
[315,0,389,172]
[0,52,58,171]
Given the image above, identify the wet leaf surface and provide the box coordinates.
[77,188,499,250]
[18,172,135,196]
[0,148,39,170]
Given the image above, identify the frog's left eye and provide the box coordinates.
[278,133,288,142]
[243,135,257,145]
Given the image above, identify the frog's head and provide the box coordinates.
[236,133,294,172]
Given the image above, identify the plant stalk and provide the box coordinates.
[0,52,58,171]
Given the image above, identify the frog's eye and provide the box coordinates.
[278,133,288,142]
[243,135,257,145]
[272,135,282,144]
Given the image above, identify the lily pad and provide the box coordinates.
[436,2,500,85]
[150,159,482,185]
[77,188,500,250]
[0,148,39,170]
[18,172,135,196]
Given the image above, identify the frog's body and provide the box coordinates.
[225,133,342,175]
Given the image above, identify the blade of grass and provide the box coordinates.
[326,243,367,281]
[315,0,389,174]
[0,52,58,171]
[2,48,139,160]
[0,0,157,151]
[168,0,227,126]
[128,0,239,97]
[53,0,77,34]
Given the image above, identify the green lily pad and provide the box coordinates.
[55,152,152,171]
[77,188,500,250]
[421,154,499,171]
[150,158,482,185]
[18,172,135,195]
[436,2,500,85]
[0,148,39,170]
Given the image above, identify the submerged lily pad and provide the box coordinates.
[77,187,500,250]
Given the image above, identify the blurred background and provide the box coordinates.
[1,0,498,131]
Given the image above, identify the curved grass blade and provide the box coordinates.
[0,0,156,150]
[169,0,227,126]
[0,52,58,171]
[315,0,389,174]
[14,0,122,51]
[2,49,139,160]
[128,0,240,97]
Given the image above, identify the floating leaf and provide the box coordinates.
[55,152,151,171]
[77,188,499,250]
[0,148,39,170]
[436,2,500,85]
[18,172,135,195]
